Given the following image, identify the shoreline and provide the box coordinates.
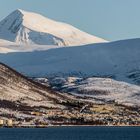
[1,125,140,128]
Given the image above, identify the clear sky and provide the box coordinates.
[0,0,140,41]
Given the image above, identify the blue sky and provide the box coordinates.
[0,0,140,41]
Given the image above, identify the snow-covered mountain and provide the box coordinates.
[0,9,106,47]
[1,38,140,85]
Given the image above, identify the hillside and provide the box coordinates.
[0,62,87,121]
[0,62,69,107]
[42,77,140,106]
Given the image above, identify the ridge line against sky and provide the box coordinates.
[0,0,140,41]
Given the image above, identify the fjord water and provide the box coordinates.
[0,127,139,140]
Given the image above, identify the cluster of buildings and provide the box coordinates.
[0,119,13,127]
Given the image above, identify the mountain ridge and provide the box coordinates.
[1,38,140,85]
[0,9,107,46]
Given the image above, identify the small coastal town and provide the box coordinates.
[0,102,140,127]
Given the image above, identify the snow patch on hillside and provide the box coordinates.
[64,77,140,106]
[37,77,140,106]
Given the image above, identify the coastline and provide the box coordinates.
[1,124,140,128]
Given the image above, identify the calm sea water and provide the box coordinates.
[0,126,139,140]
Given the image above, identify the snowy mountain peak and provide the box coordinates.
[15,9,25,13]
[0,9,107,46]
